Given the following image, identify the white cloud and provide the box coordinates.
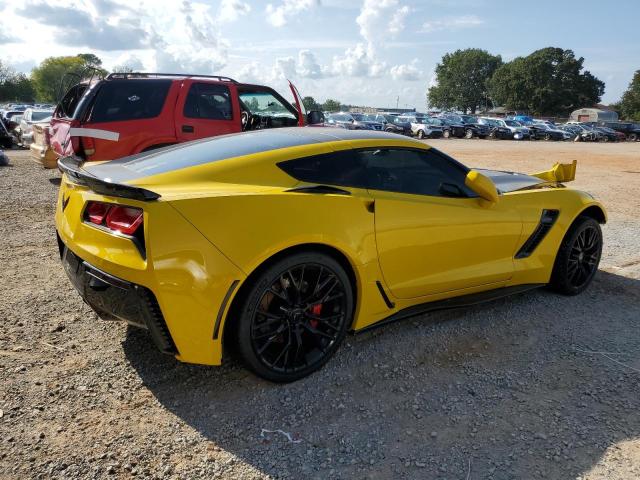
[331,43,386,78]
[265,0,318,27]
[421,15,484,33]
[218,0,251,23]
[112,54,145,72]
[297,50,324,79]
[390,59,421,81]
[271,56,297,79]
[356,0,409,45]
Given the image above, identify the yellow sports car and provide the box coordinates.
[56,128,605,382]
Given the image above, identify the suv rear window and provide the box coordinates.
[89,79,171,123]
[184,83,233,120]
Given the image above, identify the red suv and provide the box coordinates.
[49,73,322,162]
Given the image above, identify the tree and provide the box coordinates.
[427,49,502,113]
[0,60,35,102]
[322,99,341,112]
[302,96,320,111]
[31,55,107,102]
[617,70,640,121]
[488,47,605,116]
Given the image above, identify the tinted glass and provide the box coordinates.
[278,150,367,188]
[361,148,472,197]
[184,83,233,120]
[90,79,171,123]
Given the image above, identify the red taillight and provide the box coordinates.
[105,206,143,235]
[85,201,143,236]
[86,201,110,225]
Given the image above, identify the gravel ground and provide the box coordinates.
[1,140,639,479]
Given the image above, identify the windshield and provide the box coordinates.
[32,111,53,122]
[351,113,367,121]
[504,120,520,127]
[425,117,444,126]
[239,91,296,119]
[483,118,500,127]
[460,115,478,124]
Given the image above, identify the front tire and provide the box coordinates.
[464,128,474,139]
[443,129,451,139]
[549,216,602,295]
[236,252,353,382]
[417,129,426,139]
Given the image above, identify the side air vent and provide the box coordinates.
[515,209,560,259]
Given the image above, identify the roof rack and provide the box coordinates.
[106,72,238,83]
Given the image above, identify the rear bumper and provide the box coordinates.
[30,143,58,168]
[57,232,177,355]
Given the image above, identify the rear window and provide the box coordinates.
[89,79,171,123]
[278,150,368,188]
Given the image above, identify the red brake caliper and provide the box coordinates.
[309,303,322,328]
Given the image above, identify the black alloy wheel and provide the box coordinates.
[236,252,353,382]
[550,216,602,295]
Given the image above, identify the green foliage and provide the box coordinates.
[322,99,341,112]
[488,47,605,116]
[427,49,502,113]
[0,60,35,102]
[31,55,107,103]
[302,96,320,111]
[617,70,640,121]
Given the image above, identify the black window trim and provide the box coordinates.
[277,146,476,199]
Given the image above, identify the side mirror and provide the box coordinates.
[465,170,499,204]
[307,110,325,125]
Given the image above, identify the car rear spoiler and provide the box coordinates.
[531,160,576,183]
[57,156,161,201]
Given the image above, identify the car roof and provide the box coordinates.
[85,127,424,183]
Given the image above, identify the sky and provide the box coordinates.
[0,0,638,109]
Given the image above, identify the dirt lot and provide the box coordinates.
[1,139,639,479]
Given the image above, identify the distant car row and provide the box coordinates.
[1,103,55,149]
[323,111,640,143]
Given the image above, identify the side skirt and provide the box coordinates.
[357,284,544,334]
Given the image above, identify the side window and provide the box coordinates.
[56,84,88,119]
[360,148,473,198]
[90,80,171,123]
[277,150,367,188]
[184,83,233,120]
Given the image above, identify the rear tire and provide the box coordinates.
[236,251,353,382]
[549,216,602,296]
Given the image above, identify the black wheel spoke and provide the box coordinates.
[566,225,601,289]
[249,261,348,375]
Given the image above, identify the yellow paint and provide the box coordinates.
[55,137,605,366]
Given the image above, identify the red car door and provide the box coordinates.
[175,80,242,142]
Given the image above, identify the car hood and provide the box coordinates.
[477,169,545,192]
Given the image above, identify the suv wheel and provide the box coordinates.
[628,133,638,142]
[464,128,474,139]
[236,251,353,382]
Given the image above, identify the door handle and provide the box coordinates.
[182,125,194,133]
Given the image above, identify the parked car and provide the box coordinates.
[562,124,600,142]
[528,123,566,141]
[0,115,13,148]
[49,73,322,163]
[397,115,443,139]
[593,126,621,142]
[30,124,58,168]
[325,112,380,130]
[428,117,467,139]
[16,108,54,147]
[440,114,491,139]
[477,118,517,139]
[366,114,411,135]
[597,121,640,141]
[55,127,606,382]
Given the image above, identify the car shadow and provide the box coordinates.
[48,177,61,186]
[123,270,640,479]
